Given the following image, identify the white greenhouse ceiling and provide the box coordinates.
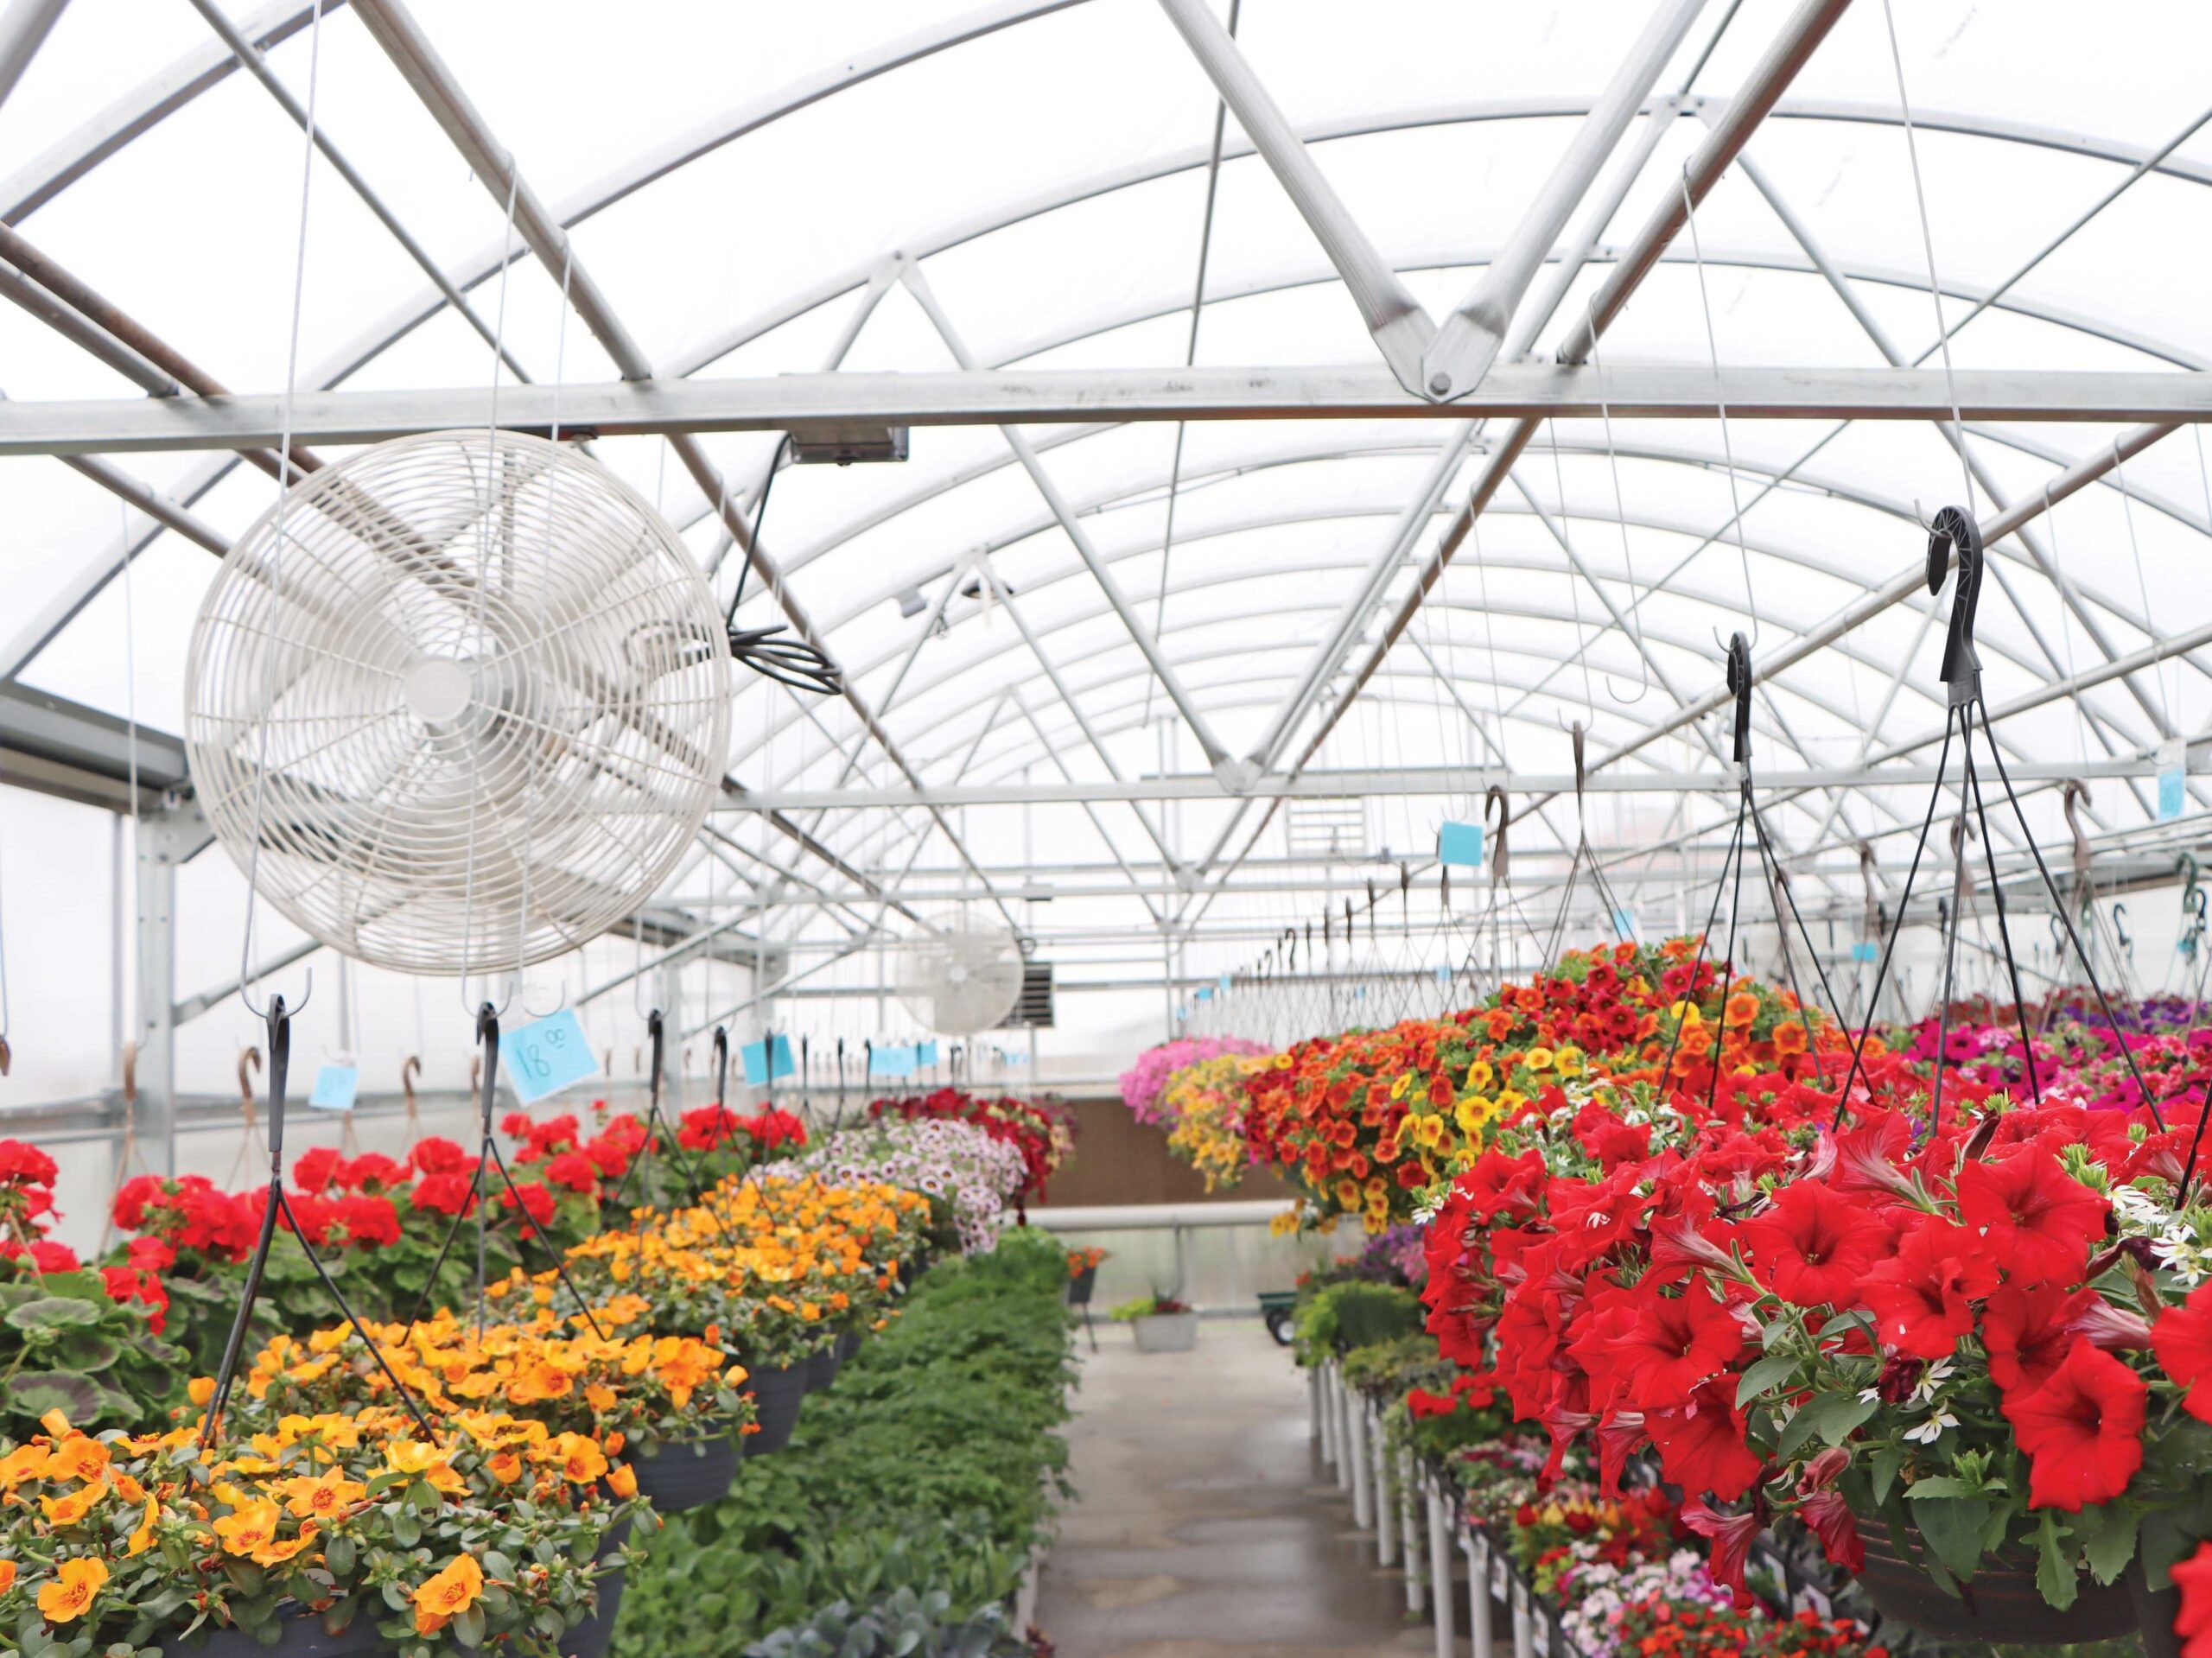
[3,0,2212,1100]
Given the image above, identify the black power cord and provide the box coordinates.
[726,435,842,696]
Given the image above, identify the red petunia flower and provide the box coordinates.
[1955,1150,2108,1286]
[1742,1182,1888,1309]
[1682,1496,1764,1591]
[2001,1337,2145,1511]
[1601,1281,1747,1411]
[1860,1217,1998,1359]
[1982,1280,2089,1394]
[2170,1540,2212,1658]
[2152,1281,2212,1423]
[1645,1375,1763,1502]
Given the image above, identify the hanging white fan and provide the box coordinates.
[893,908,1027,1034]
[185,430,730,976]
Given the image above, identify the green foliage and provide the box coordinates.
[612,1229,1072,1658]
[0,1262,185,1435]
[1291,1280,1420,1361]
[743,1589,1029,1658]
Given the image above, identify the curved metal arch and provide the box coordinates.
[721,436,2167,778]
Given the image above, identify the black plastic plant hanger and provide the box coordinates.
[1827,507,2171,1145]
[402,1003,608,1340]
[1541,722,1638,969]
[202,994,436,1446]
[1652,634,1853,1115]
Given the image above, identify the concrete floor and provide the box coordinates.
[1035,1321,1434,1658]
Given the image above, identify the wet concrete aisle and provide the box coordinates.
[1034,1320,1430,1658]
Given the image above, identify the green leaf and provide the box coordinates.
[5,1295,104,1332]
[1776,1392,1876,1459]
[5,1370,104,1423]
[2078,1502,2141,1586]
[48,1331,120,1374]
[2037,1511,2081,1611]
[1904,1476,1980,1501]
[325,1534,357,1580]
[1912,1496,1993,1581]
[1734,1352,1798,1407]
[1871,1444,1904,1508]
[452,1605,484,1648]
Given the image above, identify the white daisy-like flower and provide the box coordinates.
[1905,1410,1958,1445]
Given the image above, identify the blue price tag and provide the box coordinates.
[1353,985,1366,1001]
[741,1034,794,1085]
[1434,963,1452,987]
[1851,942,1879,963]
[308,1065,359,1112]
[1436,820,1484,867]
[871,1044,916,1077]
[499,1008,600,1104]
[2160,746,2186,822]
[1217,973,1231,994]
[1611,906,1638,941]
[917,1039,940,1067]
[1195,987,1213,1002]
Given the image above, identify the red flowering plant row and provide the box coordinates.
[1243,941,1857,1237]
[1438,1013,2212,1626]
[1899,991,2212,1119]
[867,1088,1073,1206]
[106,1109,649,1373]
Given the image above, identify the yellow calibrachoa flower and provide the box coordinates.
[1554,1045,1585,1077]
[1388,1074,1410,1100]
[1464,1059,1494,1090]
[1523,1047,1554,1072]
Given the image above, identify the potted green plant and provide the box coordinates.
[1110,1293,1198,1353]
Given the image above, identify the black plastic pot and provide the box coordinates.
[744,1361,808,1457]
[835,1327,861,1365]
[627,1432,741,1513]
[2133,1559,2186,1658]
[162,1611,384,1657]
[1853,1515,2136,1643]
[564,1519,632,1658]
[804,1341,839,1391]
[1067,1265,1097,1305]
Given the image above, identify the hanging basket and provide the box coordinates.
[744,1362,809,1457]
[563,1518,634,1658]
[2132,1560,2186,1658]
[1066,1265,1097,1305]
[626,1434,741,1513]
[161,1610,385,1658]
[1853,1515,2136,1644]
[836,1327,862,1365]
[804,1338,841,1392]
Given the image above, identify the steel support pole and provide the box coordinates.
[1151,0,1433,393]
[132,803,208,1178]
[1467,1531,1495,1658]
[1374,1406,1397,1565]
[1426,1471,1456,1658]
[1425,0,1707,397]
[0,0,67,115]
[1348,1387,1373,1528]
[1512,1579,1534,1658]
[1318,1361,1337,1466]
[1401,1448,1426,1614]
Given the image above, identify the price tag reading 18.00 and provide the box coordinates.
[499,1008,601,1104]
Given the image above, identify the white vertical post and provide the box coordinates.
[1465,1530,1494,1658]
[1333,1372,1354,1492]
[1308,1363,1324,1445]
[1511,1578,1533,1658]
[1319,1363,1338,1467]
[1348,1389,1372,1528]
[1426,1472,1456,1658]
[1373,1405,1396,1565]
[1401,1448,1425,1614]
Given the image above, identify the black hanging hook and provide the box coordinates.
[1484,785,1510,884]
[712,1025,730,1108]
[1927,505,1985,708]
[1725,630,1754,766]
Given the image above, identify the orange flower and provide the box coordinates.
[36,1558,106,1623]
[412,1554,485,1635]
[276,1469,366,1521]
[507,1360,574,1403]
[1773,1022,1809,1057]
[487,1451,524,1485]
[39,1479,105,1527]
[213,1497,283,1558]
[606,1463,639,1499]
[128,1496,160,1556]
[0,1560,15,1592]
[1723,992,1759,1028]
[43,1436,109,1483]
[0,1445,46,1487]
[543,1432,608,1484]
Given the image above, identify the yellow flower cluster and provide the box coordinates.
[1161,1054,1270,1191]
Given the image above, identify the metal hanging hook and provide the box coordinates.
[713,1026,730,1106]
[1725,632,1754,769]
[2113,902,2133,956]
[1859,841,1880,943]
[1926,505,1985,709]
[1950,815,1977,897]
[1484,785,1510,886]
[238,1045,262,1113]
[518,975,567,1020]
[2062,781,2094,886]
[240,963,312,1021]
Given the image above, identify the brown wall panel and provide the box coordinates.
[1035,1095,1295,1209]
